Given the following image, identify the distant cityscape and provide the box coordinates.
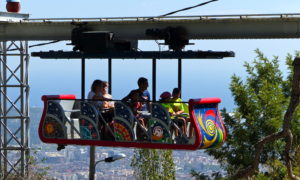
[27,107,225,180]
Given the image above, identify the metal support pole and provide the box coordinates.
[20,41,25,177]
[152,58,156,101]
[2,41,8,177]
[83,57,96,180]
[24,41,30,178]
[108,58,112,94]
[0,42,2,178]
[81,58,85,99]
[89,146,96,180]
[178,58,182,94]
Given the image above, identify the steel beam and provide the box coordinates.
[31,50,235,59]
[2,13,300,40]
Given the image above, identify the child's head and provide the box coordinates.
[160,91,171,102]
[172,88,181,99]
[100,81,109,94]
[91,80,102,93]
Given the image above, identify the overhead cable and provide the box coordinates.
[158,0,219,17]
[29,40,61,48]
[7,40,62,52]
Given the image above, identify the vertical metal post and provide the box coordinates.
[152,58,156,101]
[0,42,2,178]
[81,58,85,99]
[83,56,96,180]
[108,58,112,94]
[3,41,8,177]
[178,58,182,95]
[89,146,96,180]
[20,41,25,177]
[24,41,30,177]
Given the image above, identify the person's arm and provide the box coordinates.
[121,92,131,102]
[146,92,151,112]
[173,100,185,115]
[101,94,114,108]
[92,94,103,100]
[175,110,184,115]
[88,91,103,100]
[146,101,151,112]
[165,104,176,116]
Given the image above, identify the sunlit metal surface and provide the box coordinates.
[1,13,300,40]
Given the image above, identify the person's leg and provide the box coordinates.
[138,118,145,128]
[187,117,194,138]
[101,112,114,140]
[179,117,187,136]
[182,118,187,136]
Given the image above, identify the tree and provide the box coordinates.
[190,170,210,180]
[206,50,300,179]
[211,171,223,180]
[131,149,175,180]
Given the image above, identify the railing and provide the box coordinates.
[38,95,226,150]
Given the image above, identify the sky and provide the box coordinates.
[3,0,300,110]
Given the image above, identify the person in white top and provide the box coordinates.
[88,80,115,140]
[87,79,103,108]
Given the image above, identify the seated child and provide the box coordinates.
[99,81,114,109]
[170,88,185,116]
[122,90,146,129]
[159,91,186,137]
[170,88,190,137]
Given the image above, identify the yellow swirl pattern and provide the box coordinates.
[206,120,216,136]
[197,112,218,149]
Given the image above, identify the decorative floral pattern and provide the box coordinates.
[43,115,66,138]
[79,116,99,140]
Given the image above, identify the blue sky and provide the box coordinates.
[5,0,300,110]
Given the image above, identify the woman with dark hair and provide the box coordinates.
[87,79,103,108]
[88,79,115,140]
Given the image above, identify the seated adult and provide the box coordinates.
[87,79,103,108]
[88,80,114,140]
[122,77,151,112]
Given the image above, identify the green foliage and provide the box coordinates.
[294,146,300,176]
[257,159,287,180]
[131,149,175,180]
[190,170,224,180]
[206,49,300,177]
[28,148,51,180]
[190,170,210,180]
